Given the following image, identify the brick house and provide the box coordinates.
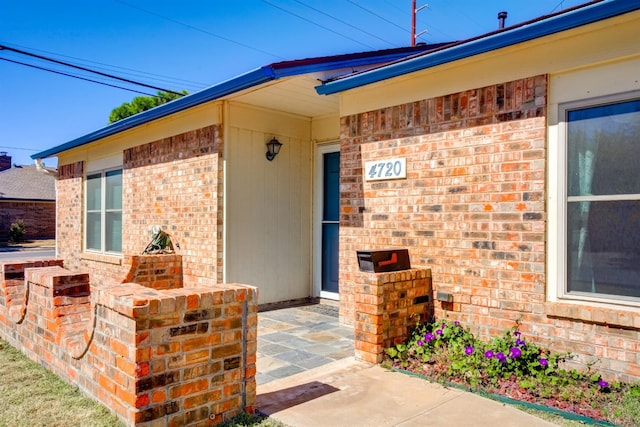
[31,44,446,301]
[315,0,640,382]
[0,152,56,240]
[33,0,640,382]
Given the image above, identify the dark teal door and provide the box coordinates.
[322,151,340,293]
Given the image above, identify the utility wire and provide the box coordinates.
[261,0,375,50]
[0,58,157,96]
[549,1,566,13]
[0,41,207,91]
[0,145,38,152]
[113,0,287,60]
[0,45,185,96]
[292,0,397,48]
[346,0,410,35]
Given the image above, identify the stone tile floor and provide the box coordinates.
[256,303,355,385]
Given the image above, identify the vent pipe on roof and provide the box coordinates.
[498,11,508,29]
[34,158,57,177]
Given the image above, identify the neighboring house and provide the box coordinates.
[32,0,640,381]
[0,152,56,240]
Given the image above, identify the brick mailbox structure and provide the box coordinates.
[354,266,433,364]
[0,257,257,427]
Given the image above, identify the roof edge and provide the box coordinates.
[31,66,277,159]
[315,0,640,95]
[31,44,451,160]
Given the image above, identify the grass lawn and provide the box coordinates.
[0,338,284,427]
[0,339,124,427]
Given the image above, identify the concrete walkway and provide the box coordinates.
[257,357,557,427]
[256,305,557,427]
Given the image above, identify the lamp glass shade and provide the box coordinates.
[266,138,282,161]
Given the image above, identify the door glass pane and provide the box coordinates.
[86,173,101,211]
[106,170,123,210]
[323,152,340,222]
[86,212,101,250]
[322,223,339,293]
[567,99,640,196]
[567,200,640,298]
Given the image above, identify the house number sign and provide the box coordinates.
[364,158,407,181]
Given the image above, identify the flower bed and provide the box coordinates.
[384,319,640,427]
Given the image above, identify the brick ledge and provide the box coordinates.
[545,302,640,330]
[80,252,122,265]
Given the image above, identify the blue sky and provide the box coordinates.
[1,0,589,167]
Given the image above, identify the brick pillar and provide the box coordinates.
[354,268,432,363]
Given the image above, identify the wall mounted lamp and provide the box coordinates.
[265,137,283,161]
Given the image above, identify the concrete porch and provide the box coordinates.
[256,302,354,385]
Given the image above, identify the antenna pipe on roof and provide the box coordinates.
[498,11,508,29]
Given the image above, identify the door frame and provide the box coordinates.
[313,142,340,300]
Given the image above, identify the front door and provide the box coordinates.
[316,144,340,299]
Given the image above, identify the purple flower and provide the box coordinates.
[454,320,460,326]
[509,347,522,358]
[538,358,548,367]
[484,350,494,358]
[425,333,434,342]
[417,340,423,347]
[496,352,507,363]
[441,323,447,329]
[598,380,609,388]
[465,346,474,355]
[514,331,521,337]
[436,329,443,336]
[515,338,525,347]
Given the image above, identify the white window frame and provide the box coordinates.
[554,90,640,307]
[84,167,123,255]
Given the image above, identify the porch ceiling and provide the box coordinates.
[228,73,338,118]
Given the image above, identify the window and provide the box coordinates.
[562,95,640,302]
[86,169,122,253]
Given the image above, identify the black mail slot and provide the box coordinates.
[356,249,411,273]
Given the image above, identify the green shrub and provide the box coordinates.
[385,318,640,426]
[8,219,25,243]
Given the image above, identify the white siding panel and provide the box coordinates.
[226,106,312,304]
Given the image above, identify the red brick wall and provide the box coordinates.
[0,200,56,240]
[340,75,640,382]
[123,125,224,286]
[57,161,84,267]
[57,125,223,287]
[0,261,257,427]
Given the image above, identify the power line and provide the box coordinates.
[0,58,157,96]
[291,0,397,48]
[0,145,38,152]
[346,0,410,35]
[261,0,375,50]
[0,45,185,96]
[549,1,566,13]
[0,41,208,91]
[113,0,287,61]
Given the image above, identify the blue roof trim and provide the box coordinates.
[315,0,640,95]
[32,45,446,160]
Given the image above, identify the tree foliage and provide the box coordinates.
[108,90,188,123]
